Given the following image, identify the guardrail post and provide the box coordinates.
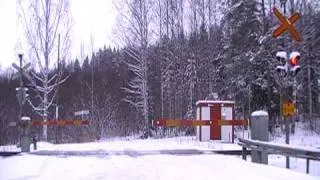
[306,158,310,174]
[32,135,37,150]
[242,147,247,160]
[251,111,269,164]
[238,138,320,174]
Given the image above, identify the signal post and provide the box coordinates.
[273,0,302,169]
[11,54,90,152]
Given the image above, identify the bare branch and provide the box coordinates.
[18,0,72,141]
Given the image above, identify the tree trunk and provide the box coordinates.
[18,0,71,142]
[43,92,48,141]
[308,54,313,129]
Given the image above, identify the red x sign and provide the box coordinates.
[272,7,302,42]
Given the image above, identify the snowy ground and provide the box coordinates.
[0,136,319,180]
[268,123,320,176]
[0,145,20,152]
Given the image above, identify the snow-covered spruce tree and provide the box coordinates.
[18,0,72,141]
[296,3,320,130]
[185,56,197,118]
[220,0,263,106]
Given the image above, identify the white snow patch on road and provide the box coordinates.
[1,136,318,180]
[32,136,242,152]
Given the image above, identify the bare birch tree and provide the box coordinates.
[115,0,153,136]
[18,0,72,141]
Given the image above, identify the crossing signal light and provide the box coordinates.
[276,51,288,77]
[276,65,287,77]
[275,51,301,77]
[16,87,29,106]
[276,51,287,62]
[289,52,301,77]
[290,56,298,65]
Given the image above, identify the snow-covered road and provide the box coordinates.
[0,137,318,180]
[1,152,317,180]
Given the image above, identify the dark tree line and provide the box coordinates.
[1,0,320,145]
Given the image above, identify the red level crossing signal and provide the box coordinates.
[289,52,301,77]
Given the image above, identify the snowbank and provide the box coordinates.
[251,110,268,117]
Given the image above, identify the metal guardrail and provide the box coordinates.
[0,151,20,157]
[238,138,320,174]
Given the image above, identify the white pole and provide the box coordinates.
[56,106,59,120]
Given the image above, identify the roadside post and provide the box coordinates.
[250,111,269,164]
[20,116,31,152]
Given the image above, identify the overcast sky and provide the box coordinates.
[0,0,117,70]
